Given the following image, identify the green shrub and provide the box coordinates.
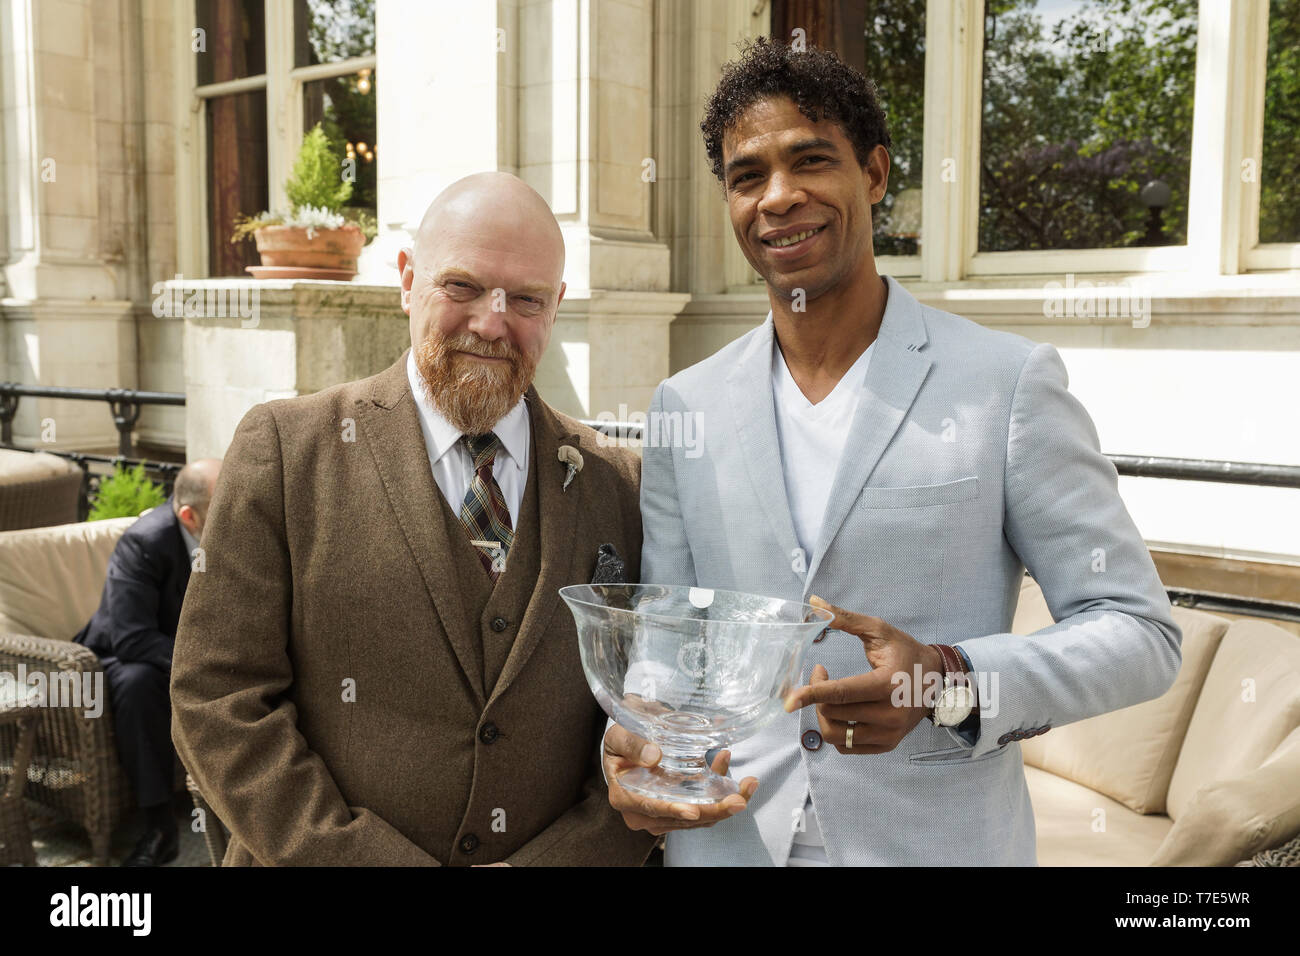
[284,124,353,215]
[231,123,375,245]
[88,463,167,521]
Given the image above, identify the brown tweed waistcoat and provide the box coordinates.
[437,435,542,695]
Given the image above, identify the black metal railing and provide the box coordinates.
[0,384,186,458]
[581,421,1300,491]
[581,420,1300,624]
[0,384,186,521]
[27,452,181,522]
[1106,454,1300,488]
[1,399,1296,619]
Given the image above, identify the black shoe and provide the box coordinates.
[120,826,179,867]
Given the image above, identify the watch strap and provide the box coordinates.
[934,644,962,683]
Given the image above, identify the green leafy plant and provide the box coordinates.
[88,463,167,521]
[230,211,283,244]
[342,207,379,243]
[286,124,354,213]
[231,123,376,244]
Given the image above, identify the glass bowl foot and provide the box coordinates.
[616,763,740,805]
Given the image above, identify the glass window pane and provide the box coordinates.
[979,0,1197,252]
[206,91,269,277]
[303,70,377,220]
[769,2,926,258]
[195,0,266,87]
[1260,0,1300,245]
[864,1,925,257]
[295,0,376,67]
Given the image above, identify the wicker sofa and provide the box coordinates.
[1012,575,1300,866]
[0,449,81,531]
[0,515,191,863]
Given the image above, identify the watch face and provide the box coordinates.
[935,684,974,726]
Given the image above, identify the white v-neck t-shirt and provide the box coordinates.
[770,335,875,867]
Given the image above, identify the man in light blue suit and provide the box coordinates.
[600,37,1182,865]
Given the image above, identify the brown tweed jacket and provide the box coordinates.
[170,349,655,866]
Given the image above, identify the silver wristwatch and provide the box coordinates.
[930,644,975,727]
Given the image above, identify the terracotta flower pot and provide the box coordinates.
[247,223,366,280]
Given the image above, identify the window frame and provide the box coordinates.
[735,0,1297,286]
[940,0,1298,279]
[1238,0,1300,270]
[953,0,1200,277]
[174,0,376,277]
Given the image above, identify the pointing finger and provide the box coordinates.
[808,595,886,645]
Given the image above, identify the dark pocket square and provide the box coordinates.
[590,543,627,584]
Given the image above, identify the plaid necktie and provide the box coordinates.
[458,432,514,581]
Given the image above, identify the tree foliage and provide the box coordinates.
[979,0,1198,251]
[863,0,926,255]
[301,0,377,216]
[1261,0,1300,244]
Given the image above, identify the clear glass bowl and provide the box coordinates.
[560,584,833,804]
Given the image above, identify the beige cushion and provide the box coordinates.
[1025,764,1173,866]
[0,448,80,484]
[1151,725,1300,865]
[0,517,137,639]
[1166,619,1300,821]
[1015,578,1228,813]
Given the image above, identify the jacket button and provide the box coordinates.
[479,722,499,744]
[491,617,508,633]
[460,833,479,854]
[801,730,822,751]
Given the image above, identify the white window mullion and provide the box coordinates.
[289,54,377,85]
[1234,0,1269,270]
[1241,0,1300,270]
[194,75,269,98]
[1186,0,1256,277]
[921,0,983,283]
[265,0,296,213]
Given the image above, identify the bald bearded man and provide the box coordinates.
[170,173,655,866]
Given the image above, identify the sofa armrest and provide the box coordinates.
[1237,830,1300,866]
[1150,725,1300,866]
[0,631,104,672]
[1,629,113,764]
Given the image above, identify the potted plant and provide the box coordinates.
[232,124,378,280]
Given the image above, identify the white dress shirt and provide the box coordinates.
[771,335,875,868]
[179,520,200,562]
[405,349,531,525]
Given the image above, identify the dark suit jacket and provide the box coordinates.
[170,349,656,866]
[74,496,191,671]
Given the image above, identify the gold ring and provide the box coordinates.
[845,721,856,749]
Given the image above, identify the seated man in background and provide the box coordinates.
[74,458,222,867]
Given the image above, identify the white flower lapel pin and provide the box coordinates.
[558,444,584,492]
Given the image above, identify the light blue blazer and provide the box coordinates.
[641,276,1182,866]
